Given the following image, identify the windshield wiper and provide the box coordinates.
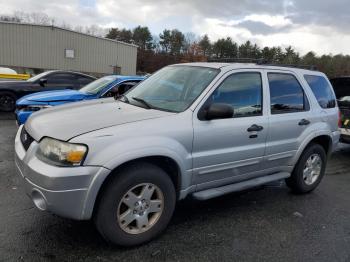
[132,97,153,109]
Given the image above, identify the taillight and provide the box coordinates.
[338,110,342,128]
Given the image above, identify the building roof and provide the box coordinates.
[0,21,138,48]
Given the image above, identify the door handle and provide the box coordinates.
[247,124,264,132]
[298,119,310,126]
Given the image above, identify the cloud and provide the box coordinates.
[235,20,292,35]
[1,0,350,55]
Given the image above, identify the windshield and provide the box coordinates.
[125,66,220,112]
[27,71,51,82]
[80,76,118,94]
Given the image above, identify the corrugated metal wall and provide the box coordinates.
[0,22,137,75]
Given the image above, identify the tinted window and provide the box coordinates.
[102,81,141,98]
[268,73,308,114]
[304,75,336,108]
[77,75,94,87]
[209,72,262,117]
[48,73,76,84]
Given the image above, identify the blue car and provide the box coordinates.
[15,75,145,125]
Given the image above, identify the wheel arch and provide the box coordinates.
[309,135,332,156]
[292,133,333,166]
[83,155,184,220]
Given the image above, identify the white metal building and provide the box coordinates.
[0,22,138,76]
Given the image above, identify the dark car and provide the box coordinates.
[330,77,350,143]
[0,70,96,111]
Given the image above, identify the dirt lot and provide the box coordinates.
[0,113,349,262]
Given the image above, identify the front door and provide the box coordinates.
[192,70,268,190]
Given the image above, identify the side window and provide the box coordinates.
[268,73,309,114]
[209,72,263,118]
[77,75,94,87]
[47,73,75,84]
[119,81,140,94]
[102,81,140,98]
[304,75,336,109]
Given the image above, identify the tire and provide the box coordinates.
[0,91,16,112]
[94,162,176,247]
[285,143,327,194]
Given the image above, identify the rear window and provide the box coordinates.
[304,75,336,109]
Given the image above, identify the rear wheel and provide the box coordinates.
[94,162,176,246]
[286,143,327,193]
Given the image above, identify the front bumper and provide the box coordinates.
[15,110,33,125]
[14,125,110,220]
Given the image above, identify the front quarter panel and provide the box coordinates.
[69,110,194,202]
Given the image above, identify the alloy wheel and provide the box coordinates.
[117,183,164,234]
[303,153,322,185]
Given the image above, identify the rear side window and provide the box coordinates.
[304,75,336,109]
[268,73,309,114]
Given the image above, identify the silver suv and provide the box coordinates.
[15,63,340,246]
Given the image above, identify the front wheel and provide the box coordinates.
[286,143,327,193]
[94,162,176,246]
[0,91,16,112]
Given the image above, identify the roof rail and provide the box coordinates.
[208,58,263,63]
[260,63,318,71]
[207,58,318,71]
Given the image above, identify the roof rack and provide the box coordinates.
[207,58,318,71]
[208,58,263,63]
[260,63,318,71]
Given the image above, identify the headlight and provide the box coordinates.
[21,105,52,112]
[36,137,88,166]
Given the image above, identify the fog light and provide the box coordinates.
[31,190,47,211]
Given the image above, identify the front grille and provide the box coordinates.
[20,127,34,151]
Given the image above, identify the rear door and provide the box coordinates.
[264,70,314,170]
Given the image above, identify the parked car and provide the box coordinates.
[330,77,350,143]
[0,70,96,112]
[15,75,145,125]
[15,63,340,246]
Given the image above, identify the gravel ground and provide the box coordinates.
[0,113,349,262]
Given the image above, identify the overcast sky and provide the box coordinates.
[2,0,350,55]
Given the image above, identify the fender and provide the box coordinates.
[79,136,192,219]
[290,126,333,167]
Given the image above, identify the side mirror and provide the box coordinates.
[39,78,47,87]
[201,103,234,120]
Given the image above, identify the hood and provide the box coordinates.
[17,90,87,104]
[25,98,174,141]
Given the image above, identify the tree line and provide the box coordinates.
[105,26,350,77]
[2,11,350,77]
